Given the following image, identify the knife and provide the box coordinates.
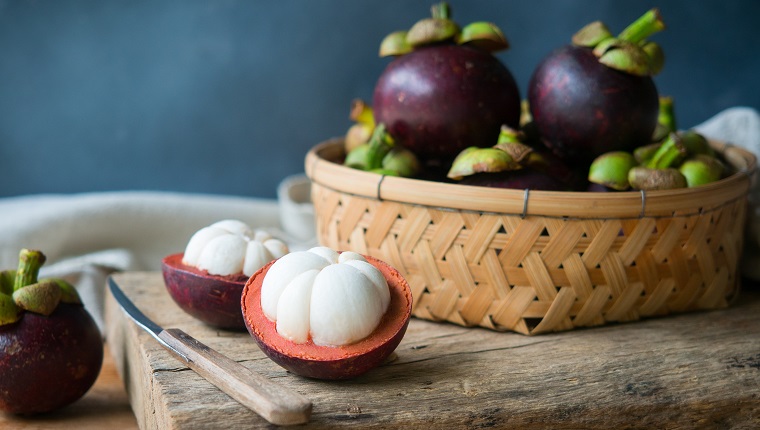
[107,277,312,426]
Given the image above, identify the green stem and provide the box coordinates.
[645,133,685,169]
[617,8,665,44]
[657,96,677,135]
[496,125,522,144]
[13,249,46,292]
[365,124,393,171]
[431,2,451,20]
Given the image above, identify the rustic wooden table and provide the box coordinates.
[99,272,759,429]
[5,271,757,429]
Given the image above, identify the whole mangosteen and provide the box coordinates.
[372,2,521,163]
[0,249,103,415]
[528,9,665,165]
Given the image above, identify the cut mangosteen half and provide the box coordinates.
[161,253,248,330]
[241,254,412,380]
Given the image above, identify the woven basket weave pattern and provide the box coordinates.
[307,140,755,335]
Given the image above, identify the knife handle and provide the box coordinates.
[157,328,312,426]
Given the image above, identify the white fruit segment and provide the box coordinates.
[260,246,391,347]
[182,219,288,277]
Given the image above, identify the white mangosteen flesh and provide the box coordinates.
[182,219,289,277]
[260,247,391,347]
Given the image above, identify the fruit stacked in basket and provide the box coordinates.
[306,3,757,334]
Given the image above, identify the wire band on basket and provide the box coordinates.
[521,189,530,218]
[376,174,386,201]
[639,189,647,218]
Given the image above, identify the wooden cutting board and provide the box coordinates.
[104,272,760,429]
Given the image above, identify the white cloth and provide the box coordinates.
[0,188,316,332]
[1,109,759,333]
[694,107,760,280]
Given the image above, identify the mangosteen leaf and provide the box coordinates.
[680,155,725,187]
[652,96,676,142]
[645,133,687,169]
[0,293,21,325]
[459,21,509,52]
[496,124,525,144]
[40,278,82,304]
[447,147,521,180]
[379,31,412,57]
[344,144,371,170]
[406,18,460,47]
[12,281,62,316]
[586,8,665,76]
[641,41,665,75]
[634,143,661,164]
[629,166,687,190]
[598,42,652,76]
[588,151,637,191]
[493,141,533,164]
[382,147,420,178]
[572,20,613,47]
[0,270,16,295]
[679,130,715,157]
[349,99,375,126]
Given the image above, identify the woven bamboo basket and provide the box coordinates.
[305,138,757,335]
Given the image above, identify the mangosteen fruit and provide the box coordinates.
[528,9,665,164]
[590,125,726,191]
[0,249,103,415]
[241,247,412,380]
[162,219,289,330]
[460,169,571,191]
[372,2,521,163]
[447,125,583,191]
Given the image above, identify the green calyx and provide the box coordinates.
[644,133,687,170]
[344,99,376,153]
[679,154,725,187]
[344,124,420,178]
[379,2,509,57]
[652,96,677,142]
[494,125,534,163]
[13,282,62,317]
[591,131,725,192]
[589,96,727,191]
[447,147,522,180]
[379,31,413,57]
[679,130,715,157]
[572,8,666,76]
[588,151,638,190]
[447,125,536,180]
[458,21,509,52]
[0,249,82,326]
[628,166,687,191]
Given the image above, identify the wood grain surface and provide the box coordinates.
[105,272,760,429]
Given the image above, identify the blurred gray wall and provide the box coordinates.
[1,0,757,198]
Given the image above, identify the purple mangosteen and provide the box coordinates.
[528,9,666,164]
[372,2,521,163]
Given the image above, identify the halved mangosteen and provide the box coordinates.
[161,220,289,330]
[161,253,249,330]
[241,247,412,380]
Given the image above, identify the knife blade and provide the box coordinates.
[107,276,312,426]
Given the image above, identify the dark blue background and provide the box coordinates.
[1,0,757,199]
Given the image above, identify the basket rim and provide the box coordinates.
[305,138,757,219]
